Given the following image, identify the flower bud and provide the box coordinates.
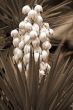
[42,50,48,62]
[13,48,19,55]
[24,17,31,23]
[39,32,47,42]
[19,21,25,29]
[19,41,25,49]
[22,5,31,15]
[30,30,37,40]
[13,38,20,47]
[11,29,18,37]
[16,49,23,59]
[14,48,23,59]
[36,15,43,25]
[24,22,32,31]
[42,41,52,50]
[28,10,37,20]
[32,38,40,48]
[44,23,49,29]
[19,29,25,35]
[34,5,43,13]
[24,34,30,44]
[24,44,31,54]
[40,27,46,32]
[13,54,19,63]
[45,29,50,37]
[23,53,30,65]
[45,63,51,72]
[32,23,39,35]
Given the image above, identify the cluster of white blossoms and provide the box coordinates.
[11,5,54,77]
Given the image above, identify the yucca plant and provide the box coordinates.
[0,0,73,110]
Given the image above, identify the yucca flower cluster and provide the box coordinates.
[11,5,54,76]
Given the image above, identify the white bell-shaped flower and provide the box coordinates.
[43,29,50,37]
[32,23,39,35]
[14,48,23,59]
[34,47,42,54]
[13,54,19,63]
[36,15,43,25]
[19,21,25,29]
[39,70,45,76]
[19,29,25,35]
[13,48,19,55]
[32,38,40,48]
[24,44,31,54]
[17,61,22,72]
[16,49,23,59]
[24,34,30,44]
[34,5,43,13]
[45,63,51,72]
[40,62,47,71]
[28,10,37,20]
[19,40,25,49]
[22,5,31,15]
[39,32,47,42]
[40,27,50,37]
[34,52,39,62]
[30,30,37,40]
[44,23,49,29]
[11,29,18,37]
[24,16,31,23]
[13,37,20,47]
[41,50,48,62]
[40,27,46,32]
[24,22,32,31]
[49,29,54,35]
[23,53,30,65]
[42,41,52,50]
